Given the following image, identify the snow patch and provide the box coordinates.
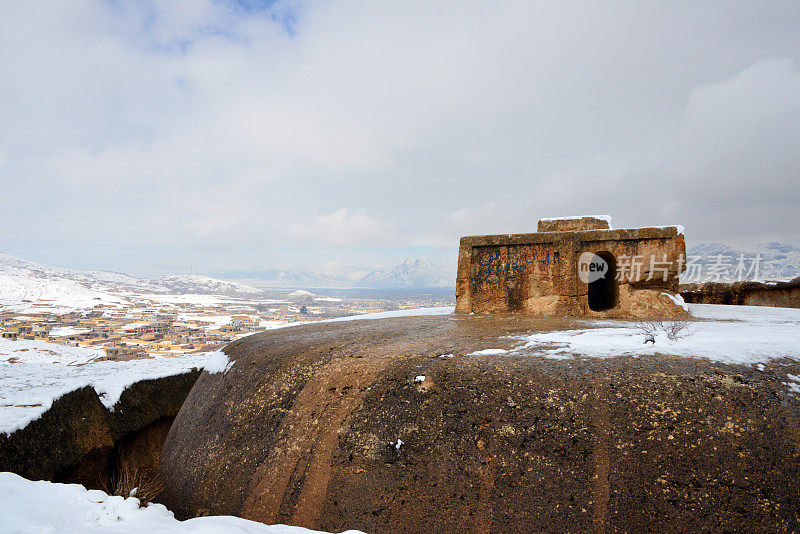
[467,348,509,356]
[203,351,234,374]
[661,292,689,311]
[515,304,800,365]
[327,307,454,322]
[0,341,232,435]
[0,472,360,533]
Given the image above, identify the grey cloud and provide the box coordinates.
[1,1,799,275]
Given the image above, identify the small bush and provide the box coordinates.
[635,319,691,344]
[101,463,165,506]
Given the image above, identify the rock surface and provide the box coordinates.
[159,316,800,533]
[0,370,201,487]
[681,277,800,308]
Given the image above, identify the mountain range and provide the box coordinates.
[685,240,800,282]
[0,254,457,314]
[0,253,269,305]
[212,257,455,289]
[359,257,452,288]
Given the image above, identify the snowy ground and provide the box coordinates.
[512,304,800,365]
[0,472,361,534]
[0,340,230,435]
[2,303,800,532]
[0,307,454,437]
[326,306,454,322]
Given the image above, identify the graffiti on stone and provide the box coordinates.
[470,248,550,286]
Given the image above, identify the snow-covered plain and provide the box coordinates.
[514,304,800,365]
[0,472,361,534]
[0,341,230,435]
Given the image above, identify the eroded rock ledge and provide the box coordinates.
[0,370,201,489]
[681,277,800,308]
[158,315,800,533]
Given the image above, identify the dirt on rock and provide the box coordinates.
[158,315,800,533]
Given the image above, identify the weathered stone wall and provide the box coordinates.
[456,226,687,318]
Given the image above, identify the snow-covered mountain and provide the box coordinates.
[359,258,453,288]
[0,253,163,293]
[0,269,125,313]
[685,240,800,282]
[156,274,267,297]
[209,268,347,289]
[0,254,268,305]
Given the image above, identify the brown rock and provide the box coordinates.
[158,315,800,533]
[0,370,201,489]
[537,216,611,233]
[681,277,800,308]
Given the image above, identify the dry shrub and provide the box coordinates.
[635,319,692,344]
[101,462,165,506]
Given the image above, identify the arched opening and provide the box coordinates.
[587,252,617,311]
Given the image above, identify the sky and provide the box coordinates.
[1,1,799,278]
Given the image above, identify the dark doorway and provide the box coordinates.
[588,252,617,311]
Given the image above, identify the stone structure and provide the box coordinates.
[455,215,688,318]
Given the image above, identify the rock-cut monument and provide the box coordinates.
[456,215,687,317]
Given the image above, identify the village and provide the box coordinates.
[0,288,452,361]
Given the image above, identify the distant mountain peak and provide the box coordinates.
[686,239,800,282]
[0,253,267,301]
[359,257,453,289]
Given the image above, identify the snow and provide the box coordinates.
[203,351,235,374]
[158,274,266,297]
[289,290,315,297]
[785,374,800,394]
[138,293,262,306]
[0,271,125,314]
[0,337,104,364]
[0,340,230,435]
[467,348,509,356]
[0,472,361,534]
[513,304,800,365]
[414,375,426,382]
[327,307,454,322]
[48,326,92,337]
[259,319,295,329]
[661,292,689,311]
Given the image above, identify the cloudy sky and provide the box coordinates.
[1,1,799,278]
